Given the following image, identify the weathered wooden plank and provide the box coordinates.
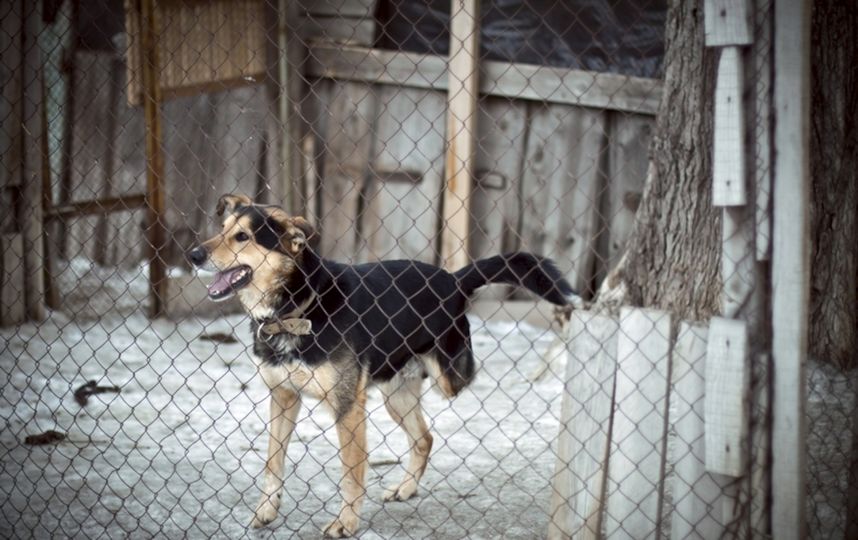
[318,81,377,262]
[520,104,605,293]
[299,0,376,17]
[548,312,618,540]
[605,113,653,271]
[299,15,376,46]
[704,0,753,46]
[669,323,730,540]
[305,45,663,115]
[361,86,446,263]
[605,307,672,539]
[1,233,26,326]
[705,317,749,477]
[469,97,526,298]
[712,47,746,207]
[771,0,810,538]
[440,0,479,271]
[753,0,772,261]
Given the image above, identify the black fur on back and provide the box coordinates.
[252,250,574,396]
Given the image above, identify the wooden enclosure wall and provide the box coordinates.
[60,4,659,303]
[304,51,658,295]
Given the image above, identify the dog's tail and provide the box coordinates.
[453,252,576,305]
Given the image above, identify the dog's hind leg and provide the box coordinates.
[251,387,301,528]
[324,383,368,538]
[380,375,433,502]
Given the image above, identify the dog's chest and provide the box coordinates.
[253,338,337,402]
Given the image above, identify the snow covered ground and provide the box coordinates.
[0,262,566,539]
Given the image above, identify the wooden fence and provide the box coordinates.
[548,308,767,539]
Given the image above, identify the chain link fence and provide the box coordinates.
[0,0,852,538]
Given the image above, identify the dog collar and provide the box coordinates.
[255,291,317,339]
[257,317,312,339]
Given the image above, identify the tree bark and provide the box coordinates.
[809,2,858,371]
[595,0,720,322]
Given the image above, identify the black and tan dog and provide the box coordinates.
[188,194,575,537]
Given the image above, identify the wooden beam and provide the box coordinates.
[705,0,753,46]
[139,0,168,318]
[440,0,479,271]
[771,0,810,538]
[304,44,663,115]
[45,194,148,221]
[548,312,618,540]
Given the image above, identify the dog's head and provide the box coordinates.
[188,194,315,306]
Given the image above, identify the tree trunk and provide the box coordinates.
[809,2,858,371]
[595,0,720,322]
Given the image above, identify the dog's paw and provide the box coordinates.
[323,514,359,538]
[382,480,418,502]
[250,497,280,529]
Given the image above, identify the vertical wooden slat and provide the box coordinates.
[704,0,753,46]
[604,307,672,539]
[669,323,730,539]
[140,0,168,318]
[771,0,810,538]
[548,312,618,540]
[441,0,479,271]
[705,317,749,477]
[750,353,770,538]
[712,47,746,206]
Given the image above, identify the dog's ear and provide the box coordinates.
[284,216,316,255]
[216,194,253,216]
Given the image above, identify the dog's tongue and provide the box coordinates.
[208,268,242,297]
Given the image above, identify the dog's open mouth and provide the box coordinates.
[207,265,252,300]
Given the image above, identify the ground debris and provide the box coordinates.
[23,430,66,446]
[74,380,121,406]
[199,332,238,344]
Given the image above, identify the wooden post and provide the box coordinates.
[139,0,168,318]
[21,0,45,321]
[274,0,305,213]
[771,0,810,538]
[441,0,479,271]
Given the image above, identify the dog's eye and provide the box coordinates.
[234,232,249,242]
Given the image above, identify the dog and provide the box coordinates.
[188,194,575,537]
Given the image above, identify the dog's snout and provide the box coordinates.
[188,246,208,267]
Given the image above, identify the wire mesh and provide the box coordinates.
[0,0,845,538]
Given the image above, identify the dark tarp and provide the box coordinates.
[374,0,666,78]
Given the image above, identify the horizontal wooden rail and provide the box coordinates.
[305,44,663,115]
[45,193,148,221]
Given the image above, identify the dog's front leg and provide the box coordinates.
[323,391,367,538]
[251,387,301,528]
